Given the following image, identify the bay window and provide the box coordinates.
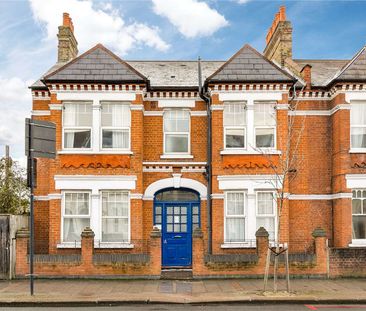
[225,192,245,242]
[164,110,190,154]
[63,192,91,242]
[254,102,276,148]
[352,189,366,240]
[101,102,130,149]
[224,102,246,149]
[350,101,366,149]
[101,191,129,242]
[63,102,92,149]
[256,191,276,240]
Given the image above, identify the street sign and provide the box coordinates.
[25,118,56,296]
[25,118,56,159]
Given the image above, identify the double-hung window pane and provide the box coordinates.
[102,191,129,242]
[352,190,366,239]
[351,102,366,149]
[254,103,276,148]
[164,110,189,153]
[225,192,245,242]
[101,102,130,149]
[256,192,275,240]
[63,192,90,242]
[63,102,92,149]
[224,102,246,149]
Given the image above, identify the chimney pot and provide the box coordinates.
[279,6,286,21]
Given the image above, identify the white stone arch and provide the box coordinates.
[143,174,207,200]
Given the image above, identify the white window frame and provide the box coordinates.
[223,102,247,150]
[254,102,277,150]
[62,101,93,151]
[224,191,246,243]
[61,190,91,244]
[100,190,131,243]
[100,102,131,151]
[163,109,191,155]
[350,101,366,151]
[256,190,277,241]
[351,189,366,245]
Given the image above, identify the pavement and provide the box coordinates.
[0,278,365,306]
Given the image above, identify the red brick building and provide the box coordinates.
[18,7,366,278]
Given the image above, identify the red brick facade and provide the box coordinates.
[17,7,366,278]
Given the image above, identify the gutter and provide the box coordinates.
[198,57,212,254]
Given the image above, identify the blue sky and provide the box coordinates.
[1,0,366,163]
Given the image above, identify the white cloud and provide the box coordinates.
[28,0,170,55]
[152,0,228,38]
[236,0,251,4]
[0,77,32,163]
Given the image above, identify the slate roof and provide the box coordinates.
[293,59,348,87]
[126,61,223,88]
[44,44,147,83]
[206,44,295,83]
[331,46,366,83]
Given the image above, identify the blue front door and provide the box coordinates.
[162,203,191,267]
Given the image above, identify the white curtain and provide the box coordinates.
[63,218,90,242]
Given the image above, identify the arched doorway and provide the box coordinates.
[153,188,200,267]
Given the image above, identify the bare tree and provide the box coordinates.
[259,88,306,292]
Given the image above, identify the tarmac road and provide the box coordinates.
[1,304,366,310]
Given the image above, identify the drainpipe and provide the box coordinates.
[198,57,212,254]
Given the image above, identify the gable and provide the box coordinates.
[332,46,366,83]
[44,44,147,83]
[206,44,295,83]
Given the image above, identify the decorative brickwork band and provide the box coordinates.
[60,154,130,169]
[223,155,278,169]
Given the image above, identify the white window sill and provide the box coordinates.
[58,150,133,155]
[349,240,366,247]
[57,243,134,249]
[220,149,281,155]
[221,242,256,249]
[349,149,366,154]
[160,154,194,159]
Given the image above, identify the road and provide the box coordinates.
[1,304,366,310]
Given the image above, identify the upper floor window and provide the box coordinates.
[351,101,366,149]
[254,102,276,148]
[164,110,190,154]
[352,189,366,240]
[63,102,92,149]
[224,102,246,149]
[101,102,130,150]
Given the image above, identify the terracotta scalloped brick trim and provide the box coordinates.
[222,155,278,169]
[60,154,130,169]
[352,162,366,169]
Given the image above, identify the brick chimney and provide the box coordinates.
[57,13,78,63]
[301,64,312,90]
[263,6,292,67]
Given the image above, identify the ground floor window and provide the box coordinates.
[256,191,276,240]
[62,190,130,244]
[224,190,276,243]
[225,192,245,242]
[101,191,129,242]
[352,189,366,240]
[63,192,91,242]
